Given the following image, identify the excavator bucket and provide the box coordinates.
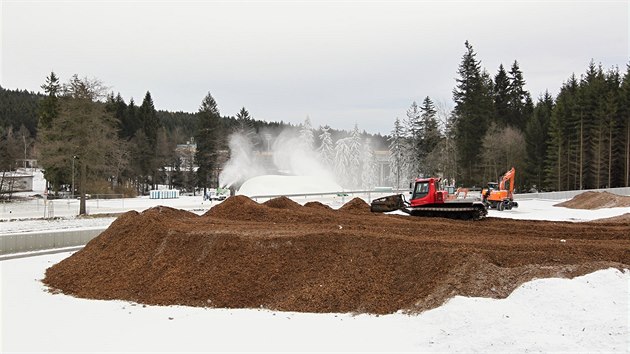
[370,194,406,213]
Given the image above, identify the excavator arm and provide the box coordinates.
[499,167,516,195]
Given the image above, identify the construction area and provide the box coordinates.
[43,193,630,315]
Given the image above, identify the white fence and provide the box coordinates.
[514,187,630,200]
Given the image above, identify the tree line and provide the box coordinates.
[0,73,388,208]
[2,41,628,202]
[389,41,630,191]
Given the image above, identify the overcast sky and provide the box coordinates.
[1,0,628,134]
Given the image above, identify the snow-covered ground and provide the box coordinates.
[1,252,628,353]
[1,172,629,352]
[237,175,343,196]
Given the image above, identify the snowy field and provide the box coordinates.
[1,173,629,352]
[1,252,627,353]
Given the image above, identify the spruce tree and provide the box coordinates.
[405,101,422,178]
[361,138,377,189]
[348,124,363,188]
[105,93,129,139]
[545,76,579,190]
[620,64,630,186]
[506,60,533,131]
[37,72,63,189]
[334,136,352,187]
[493,64,511,127]
[38,71,60,130]
[299,116,314,150]
[419,96,441,176]
[126,98,139,138]
[317,125,335,170]
[578,61,606,189]
[452,41,494,185]
[525,91,553,190]
[235,107,256,139]
[136,91,161,189]
[600,68,620,188]
[195,92,222,194]
[388,117,406,189]
[139,91,159,149]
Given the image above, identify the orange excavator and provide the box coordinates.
[481,167,518,211]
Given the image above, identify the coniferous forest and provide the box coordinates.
[389,42,630,192]
[1,41,629,200]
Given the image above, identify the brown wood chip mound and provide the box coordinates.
[588,213,630,224]
[43,196,630,315]
[555,191,630,209]
[337,197,371,213]
[263,196,302,210]
[304,201,333,211]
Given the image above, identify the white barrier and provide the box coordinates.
[149,190,180,199]
[0,228,105,255]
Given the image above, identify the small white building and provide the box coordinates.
[0,172,34,192]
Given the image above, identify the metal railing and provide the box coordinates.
[248,188,409,203]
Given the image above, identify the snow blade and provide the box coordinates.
[370,194,406,213]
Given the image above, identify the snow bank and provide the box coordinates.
[237,175,343,196]
[1,252,627,353]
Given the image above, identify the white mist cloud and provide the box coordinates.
[218,133,266,189]
[219,128,338,190]
[271,129,334,179]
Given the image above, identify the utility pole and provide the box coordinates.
[72,155,77,198]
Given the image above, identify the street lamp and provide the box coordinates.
[72,155,77,198]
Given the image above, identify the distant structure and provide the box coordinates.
[373,150,391,187]
[0,171,34,192]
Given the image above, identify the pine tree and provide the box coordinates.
[579,61,606,189]
[361,138,377,189]
[37,72,63,188]
[452,41,494,185]
[317,125,335,170]
[404,101,422,177]
[388,117,406,189]
[493,64,511,127]
[348,124,363,188]
[545,76,579,190]
[525,91,553,190]
[507,60,533,131]
[195,92,222,194]
[38,71,60,130]
[235,107,256,139]
[126,98,139,138]
[334,136,352,187]
[299,116,314,150]
[139,91,159,149]
[136,91,161,189]
[419,96,441,176]
[602,66,624,188]
[620,63,630,186]
[105,93,130,139]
